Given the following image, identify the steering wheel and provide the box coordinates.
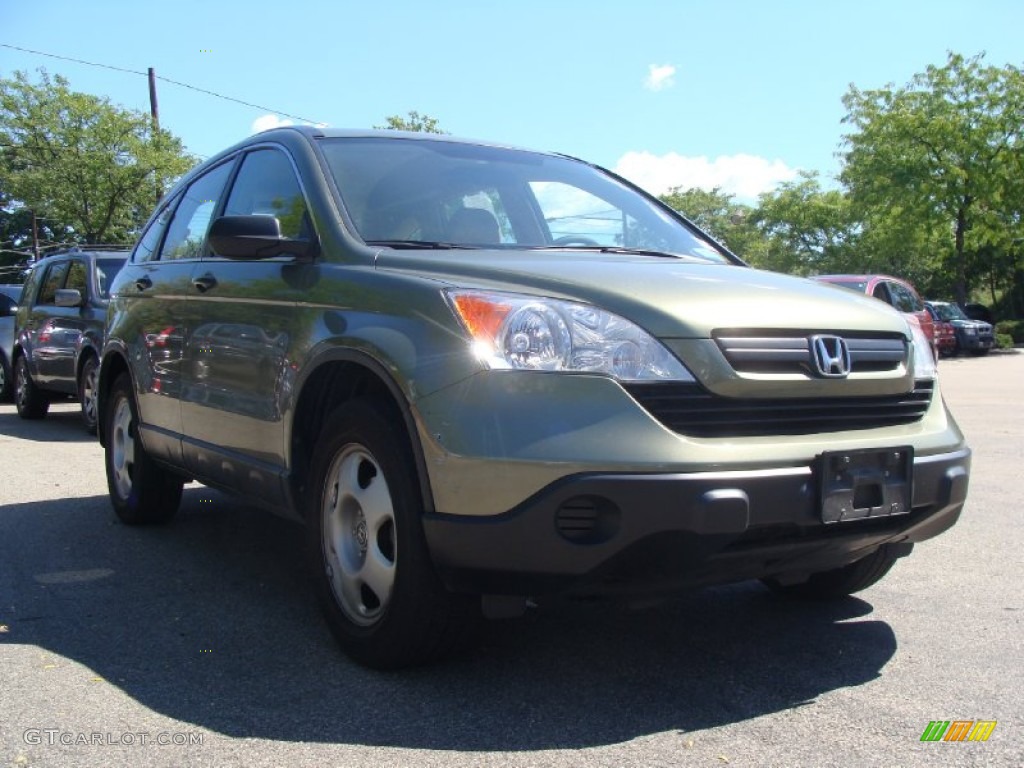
[552,236,600,247]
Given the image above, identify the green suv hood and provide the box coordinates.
[374,249,911,339]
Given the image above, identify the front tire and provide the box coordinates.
[79,356,100,434]
[14,355,49,419]
[104,372,183,524]
[307,398,476,669]
[761,544,908,599]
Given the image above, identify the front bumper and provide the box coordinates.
[423,446,970,597]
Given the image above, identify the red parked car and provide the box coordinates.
[813,274,936,358]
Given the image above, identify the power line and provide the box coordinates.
[0,42,324,125]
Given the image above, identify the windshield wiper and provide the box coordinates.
[365,239,476,250]
[527,245,683,259]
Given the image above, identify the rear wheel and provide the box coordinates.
[104,372,183,524]
[79,356,100,434]
[0,352,11,402]
[761,544,908,599]
[307,398,476,669]
[14,356,49,419]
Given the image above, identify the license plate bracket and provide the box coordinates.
[819,447,913,524]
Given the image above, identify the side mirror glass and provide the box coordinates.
[54,288,83,307]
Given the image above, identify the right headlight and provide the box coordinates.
[446,289,695,383]
[908,318,937,379]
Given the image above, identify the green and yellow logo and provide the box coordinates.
[920,720,997,742]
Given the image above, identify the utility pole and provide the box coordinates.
[148,68,162,205]
[31,210,40,262]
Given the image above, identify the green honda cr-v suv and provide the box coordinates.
[98,127,971,668]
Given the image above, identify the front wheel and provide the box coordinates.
[14,356,49,419]
[761,543,909,599]
[307,398,476,669]
[104,372,183,524]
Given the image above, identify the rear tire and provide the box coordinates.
[14,355,49,420]
[0,352,11,402]
[79,356,100,434]
[761,544,908,599]
[104,372,183,524]
[306,398,477,669]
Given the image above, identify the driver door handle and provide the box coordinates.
[193,273,217,293]
[135,276,153,291]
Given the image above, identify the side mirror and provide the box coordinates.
[209,215,314,260]
[55,288,83,307]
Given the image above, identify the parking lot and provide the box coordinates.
[1,352,1022,767]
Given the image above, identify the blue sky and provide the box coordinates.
[2,0,1022,202]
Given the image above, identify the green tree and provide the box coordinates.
[750,172,858,275]
[840,52,1024,305]
[658,186,764,260]
[0,69,196,244]
[375,110,447,134]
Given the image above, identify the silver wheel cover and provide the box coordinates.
[110,396,135,500]
[321,444,397,626]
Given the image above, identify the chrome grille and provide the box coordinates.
[715,333,907,375]
[625,380,934,437]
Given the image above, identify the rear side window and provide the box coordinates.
[134,197,178,264]
[37,261,69,305]
[96,258,126,299]
[159,162,234,261]
[223,149,311,240]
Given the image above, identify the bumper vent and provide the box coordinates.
[625,380,935,438]
[555,496,620,544]
[715,333,907,375]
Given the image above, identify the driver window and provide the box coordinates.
[37,261,69,305]
[223,149,312,241]
[65,261,88,297]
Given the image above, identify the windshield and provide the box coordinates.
[318,137,729,262]
[932,303,967,321]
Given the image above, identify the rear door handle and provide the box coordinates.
[135,276,153,291]
[193,274,217,293]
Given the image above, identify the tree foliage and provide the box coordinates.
[840,52,1024,306]
[750,172,857,276]
[0,69,196,245]
[375,110,447,134]
[659,186,761,258]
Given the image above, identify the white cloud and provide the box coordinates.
[251,114,293,133]
[644,64,676,92]
[614,151,800,202]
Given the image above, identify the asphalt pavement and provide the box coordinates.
[1,352,1022,767]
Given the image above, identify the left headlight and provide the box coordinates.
[445,289,695,382]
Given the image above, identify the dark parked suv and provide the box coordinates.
[13,247,128,431]
[98,128,971,668]
[925,301,995,356]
